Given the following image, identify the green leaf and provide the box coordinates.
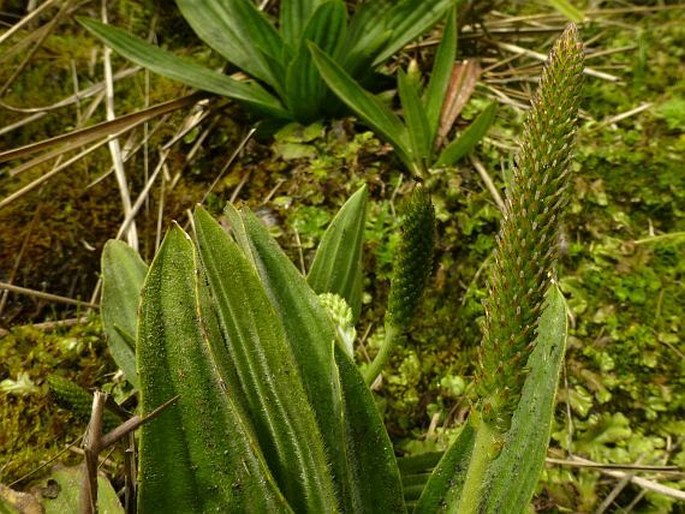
[414,287,568,513]
[285,1,348,122]
[41,466,123,514]
[310,43,413,170]
[435,102,497,167]
[547,0,584,22]
[334,346,407,513]
[413,423,477,513]
[280,0,327,49]
[176,0,285,92]
[307,184,368,322]
[192,208,339,513]
[424,8,457,139]
[221,200,404,513]
[101,240,147,389]
[481,286,568,512]
[398,70,432,171]
[78,18,289,120]
[345,0,453,71]
[137,226,290,513]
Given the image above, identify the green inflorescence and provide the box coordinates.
[387,186,436,330]
[476,24,584,431]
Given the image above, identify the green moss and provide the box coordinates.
[0,319,116,485]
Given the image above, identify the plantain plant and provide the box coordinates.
[78,0,453,124]
[311,8,497,178]
[94,24,583,512]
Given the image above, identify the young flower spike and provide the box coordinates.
[477,24,584,431]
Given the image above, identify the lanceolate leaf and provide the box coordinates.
[424,8,457,140]
[222,198,404,513]
[307,184,368,322]
[310,44,412,170]
[345,0,453,70]
[285,1,348,122]
[137,226,290,513]
[101,240,147,389]
[398,70,432,172]
[176,0,285,92]
[78,18,289,120]
[280,0,327,49]
[481,286,568,512]
[192,208,339,513]
[413,423,477,513]
[435,102,497,167]
[334,345,407,514]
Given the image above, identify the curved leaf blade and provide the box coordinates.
[435,102,497,167]
[285,1,348,122]
[398,70,432,170]
[481,286,568,512]
[137,226,291,513]
[176,0,285,93]
[223,201,404,513]
[307,184,368,322]
[310,43,413,171]
[345,0,453,71]
[413,423,476,513]
[78,18,289,119]
[101,240,147,389]
[192,208,339,513]
[424,8,457,138]
[280,0,327,49]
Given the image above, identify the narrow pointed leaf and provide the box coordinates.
[101,240,147,389]
[307,184,368,322]
[280,0,327,49]
[310,43,413,170]
[435,102,497,167]
[334,345,407,514]
[78,18,289,119]
[413,423,477,513]
[481,286,568,512]
[137,226,290,513]
[398,70,432,170]
[192,208,339,513]
[345,0,453,71]
[176,0,285,92]
[223,201,404,512]
[285,1,347,122]
[424,8,457,139]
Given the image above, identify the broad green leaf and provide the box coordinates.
[78,18,289,120]
[42,466,123,514]
[223,200,404,512]
[345,0,453,72]
[307,184,367,322]
[414,287,568,513]
[101,240,147,389]
[413,423,477,513]
[310,43,413,170]
[176,0,285,92]
[137,226,290,513]
[280,0,327,49]
[424,8,457,139]
[547,0,584,22]
[192,208,339,513]
[398,70,432,172]
[334,345,407,513]
[435,102,497,167]
[285,1,348,122]
[481,286,568,512]
[397,452,443,507]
